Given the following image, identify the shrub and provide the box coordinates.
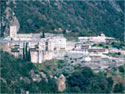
[113,83,124,93]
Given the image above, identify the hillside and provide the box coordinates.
[1,0,124,41]
[0,50,124,93]
[0,50,58,93]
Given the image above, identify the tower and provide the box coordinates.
[10,26,17,40]
[101,33,105,37]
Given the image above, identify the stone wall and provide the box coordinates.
[43,51,53,61]
[0,42,10,52]
[10,26,17,40]
[30,51,39,63]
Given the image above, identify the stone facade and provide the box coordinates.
[78,33,116,43]
[5,26,67,63]
[10,26,17,40]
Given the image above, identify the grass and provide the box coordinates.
[64,34,78,41]
[106,65,125,87]
[35,59,66,76]
[105,52,121,57]
[66,36,78,41]
[92,43,111,48]
[121,48,125,50]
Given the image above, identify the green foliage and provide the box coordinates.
[118,66,124,73]
[92,44,96,46]
[1,80,11,93]
[25,49,31,61]
[93,42,125,49]
[99,43,104,47]
[64,34,78,41]
[0,50,57,93]
[111,42,125,49]
[42,31,45,38]
[62,30,66,34]
[79,29,89,36]
[93,43,109,48]
[106,77,114,92]
[105,52,121,57]
[117,52,121,55]
[1,50,124,93]
[113,83,124,93]
[37,77,58,93]
[0,0,9,37]
[2,1,124,41]
[23,43,31,61]
[36,59,66,76]
[66,67,113,93]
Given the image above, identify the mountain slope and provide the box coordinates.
[1,0,124,41]
[0,50,58,93]
[0,51,124,93]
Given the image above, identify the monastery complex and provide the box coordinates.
[1,26,67,63]
[0,26,125,72]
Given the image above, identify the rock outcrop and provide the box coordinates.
[57,74,66,92]
[2,7,20,37]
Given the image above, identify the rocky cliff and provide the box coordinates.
[1,0,20,37]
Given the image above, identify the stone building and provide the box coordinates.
[88,47,107,54]
[75,43,90,50]
[10,26,17,40]
[66,41,75,51]
[106,37,117,44]
[5,26,67,63]
[78,33,117,43]
[78,33,106,43]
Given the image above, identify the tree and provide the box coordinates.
[113,83,124,93]
[26,49,31,61]
[63,30,66,34]
[42,31,45,38]
[117,52,121,55]
[70,86,81,93]
[79,29,88,36]
[106,77,114,92]
[92,44,96,46]
[104,45,109,49]
[1,51,58,93]
[66,67,111,93]
[22,42,31,61]
[118,66,124,73]
[99,43,104,47]
[23,46,26,60]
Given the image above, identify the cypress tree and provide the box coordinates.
[42,31,45,38]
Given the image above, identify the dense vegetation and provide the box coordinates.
[0,50,58,93]
[1,0,124,41]
[66,67,113,93]
[33,58,125,93]
[111,42,125,49]
[65,66,125,93]
[1,50,124,93]
[93,42,125,49]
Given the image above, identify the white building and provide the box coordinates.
[78,33,116,43]
[49,37,67,51]
[66,41,75,51]
[10,26,17,40]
